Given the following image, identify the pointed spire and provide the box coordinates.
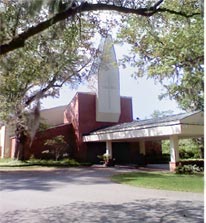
[95,35,121,123]
[89,34,115,79]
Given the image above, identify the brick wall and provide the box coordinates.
[64,92,133,161]
[29,123,76,159]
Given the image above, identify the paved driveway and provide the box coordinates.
[0,167,204,223]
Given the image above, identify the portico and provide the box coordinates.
[83,111,204,171]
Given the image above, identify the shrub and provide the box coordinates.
[179,149,197,159]
[97,153,115,167]
[28,158,80,167]
[179,159,204,168]
[44,135,69,161]
[175,164,203,174]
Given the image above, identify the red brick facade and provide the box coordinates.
[28,92,161,163]
[30,124,76,159]
[64,92,133,161]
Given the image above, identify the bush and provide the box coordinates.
[0,158,85,167]
[44,135,69,161]
[28,158,80,167]
[0,159,31,167]
[97,154,115,167]
[179,159,204,168]
[179,149,198,159]
[175,164,203,174]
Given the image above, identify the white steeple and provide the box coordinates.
[95,35,121,122]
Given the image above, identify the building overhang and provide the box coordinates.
[83,111,204,142]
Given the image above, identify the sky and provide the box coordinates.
[41,42,183,120]
[41,11,184,119]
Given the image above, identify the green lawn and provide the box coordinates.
[111,171,204,193]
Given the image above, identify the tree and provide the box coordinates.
[150,110,174,118]
[117,0,203,111]
[0,2,94,160]
[44,135,68,161]
[0,0,202,55]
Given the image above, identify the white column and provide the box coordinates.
[139,140,146,155]
[169,135,179,162]
[0,126,6,158]
[106,141,112,158]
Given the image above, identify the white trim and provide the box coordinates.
[83,124,181,142]
[93,120,181,134]
[83,123,203,142]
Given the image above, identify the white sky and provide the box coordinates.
[41,42,183,120]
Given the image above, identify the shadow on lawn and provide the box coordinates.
[1,199,203,223]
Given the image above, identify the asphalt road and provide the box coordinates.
[0,167,204,223]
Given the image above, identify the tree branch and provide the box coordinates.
[24,57,90,106]
[157,8,201,18]
[0,1,201,55]
[153,0,164,9]
[25,76,57,106]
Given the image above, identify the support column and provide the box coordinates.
[169,135,179,171]
[106,141,112,158]
[139,140,146,155]
[0,126,6,158]
[138,140,146,166]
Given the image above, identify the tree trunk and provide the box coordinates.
[14,125,28,161]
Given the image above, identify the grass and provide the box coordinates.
[0,158,82,167]
[111,171,204,193]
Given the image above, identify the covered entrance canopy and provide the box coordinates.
[83,111,204,171]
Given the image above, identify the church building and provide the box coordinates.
[0,36,204,171]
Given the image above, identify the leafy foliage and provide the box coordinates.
[150,110,174,118]
[0,1,96,160]
[175,164,203,174]
[162,139,201,159]
[0,1,202,54]
[0,158,81,167]
[117,0,203,111]
[44,135,69,161]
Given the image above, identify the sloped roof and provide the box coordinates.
[83,111,204,142]
[89,111,203,135]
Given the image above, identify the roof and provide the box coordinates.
[90,111,203,134]
[83,111,204,142]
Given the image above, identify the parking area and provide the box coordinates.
[0,166,204,223]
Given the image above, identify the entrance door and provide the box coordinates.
[112,142,130,164]
[87,142,106,163]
